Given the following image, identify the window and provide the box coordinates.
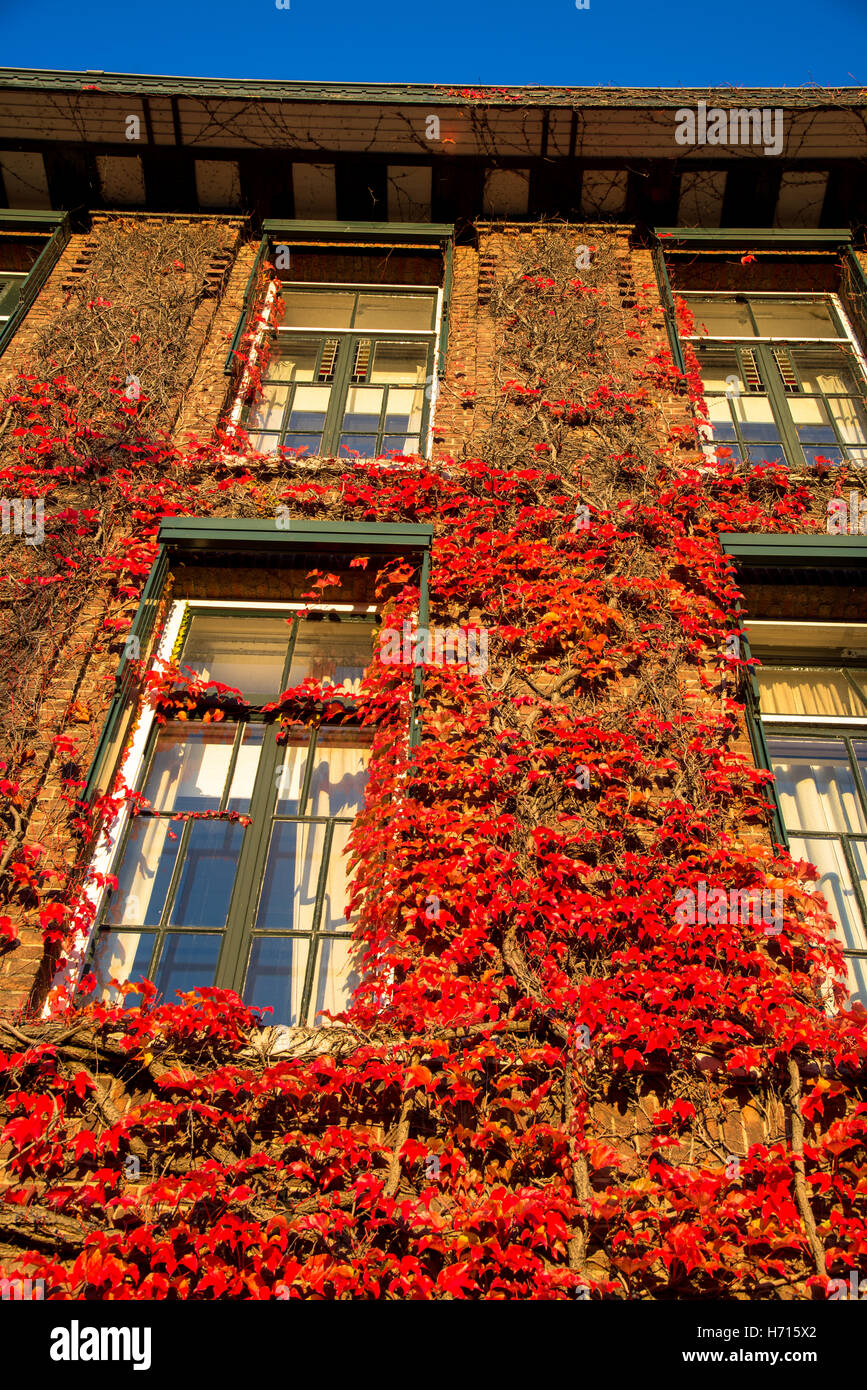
[0,270,27,323]
[745,618,867,1006]
[88,604,378,1025]
[0,212,70,355]
[71,517,433,1027]
[681,292,867,470]
[244,285,437,460]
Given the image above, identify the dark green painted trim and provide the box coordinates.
[262,220,453,244]
[651,239,685,375]
[656,227,854,246]
[158,516,433,553]
[720,533,867,567]
[0,212,71,360]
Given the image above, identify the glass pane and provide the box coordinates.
[255,821,326,932]
[790,396,835,443]
[827,396,867,446]
[354,294,435,332]
[247,383,289,431]
[320,822,356,930]
[756,668,867,718]
[789,835,866,953]
[310,937,364,1022]
[180,615,291,699]
[275,734,311,813]
[306,727,373,818]
[684,296,754,337]
[152,933,221,1001]
[790,349,861,395]
[243,936,310,1025]
[285,618,373,692]
[849,841,867,952]
[803,445,844,468]
[342,386,384,431]
[168,821,246,927]
[338,434,377,458]
[382,435,420,455]
[706,397,738,440]
[384,387,423,434]
[751,298,839,339]
[0,275,24,319]
[855,739,867,786]
[246,431,280,455]
[695,347,743,392]
[92,930,155,1005]
[842,953,867,1010]
[742,444,788,466]
[107,818,181,926]
[287,385,331,432]
[734,396,779,441]
[282,291,354,329]
[370,341,428,385]
[226,725,265,813]
[281,433,322,456]
[767,737,867,835]
[142,724,236,812]
[265,339,321,383]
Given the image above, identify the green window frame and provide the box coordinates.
[722,533,867,1004]
[681,293,867,472]
[0,210,70,359]
[78,517,433,1025]
[244,288,437,460]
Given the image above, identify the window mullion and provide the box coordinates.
[756,344,805,468]
[322,332,356,457]
[217,723,283,995]
[299,818,336,1025]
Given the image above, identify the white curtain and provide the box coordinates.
[757,668,865,718]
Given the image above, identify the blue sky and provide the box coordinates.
[0,0,865,88]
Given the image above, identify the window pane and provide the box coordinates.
[180,615,291,699]
[226,725,265,813]
[0,275,24,319]
[287,385,331,432]
[767,737,867,835]
[370,341,428,385]
[243,936,310,1025]
[751,299,839,339]
[285,618,373,692]
[705,397,738,440]
[247,431,281,455]
[168,821,246,927]
[320,822,357,930]
[384,386,424,434]
[142,724,236,812]
[265,339,320,383]
[354,294,435,332]
[849,840,867,951]
[282,291,354,329]
[789,835,867,954]
[756,668,867,718]
[255,821,326,931]
[338,434,377,458]
[306,727,373,818]
[342,386,383,431]
[152,933,221,1001]
[684,296,754,337]
[92,930,155,1005]
[275,735,311,813]
[247,383,289,431]
[742,444,788,466]
[695,347,743,392]
[734,396,779,441]
[310,937,364,1022]
[827,396,867,446]
[382,435,420,455]
[790,396,836,444]
[106,818,181,926]
[282,433,322,456]
[842,953,867,1010]
[790,349,861,395]
[803,445,844,467]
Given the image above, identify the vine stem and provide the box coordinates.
[786,1057,827,1279]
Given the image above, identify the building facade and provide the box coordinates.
[0,74,865,1300]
